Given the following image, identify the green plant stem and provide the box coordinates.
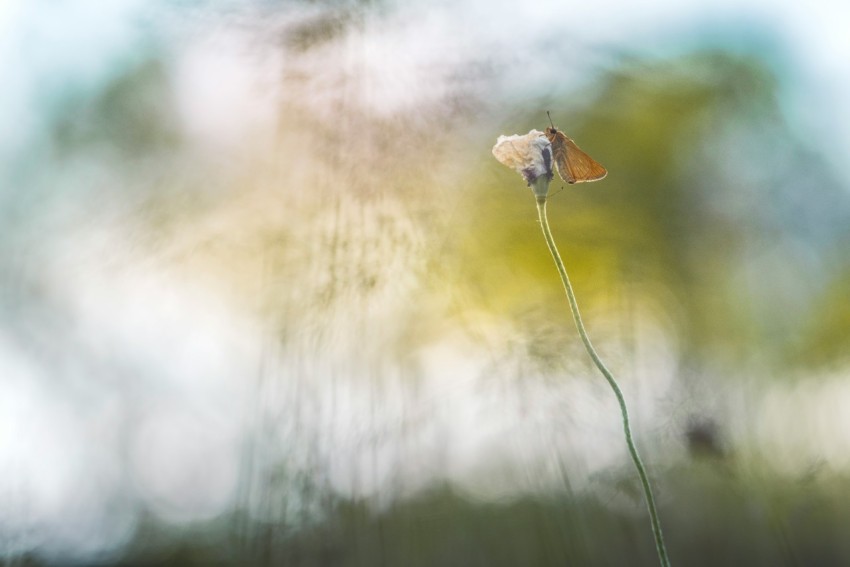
[535,197,671,567]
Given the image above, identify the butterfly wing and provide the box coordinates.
[545,128,575,184]
[545,127,607,184]
[563,137,607,183]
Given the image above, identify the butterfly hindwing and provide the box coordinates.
[545,127,575,184]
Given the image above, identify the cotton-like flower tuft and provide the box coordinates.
[491,130,553,192]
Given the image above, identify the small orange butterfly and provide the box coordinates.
[545,112,607,184]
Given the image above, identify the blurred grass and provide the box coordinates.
[91,466,850,567]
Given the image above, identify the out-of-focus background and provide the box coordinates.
[2,0,850,565]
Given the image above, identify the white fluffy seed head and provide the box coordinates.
[492,129,553,187]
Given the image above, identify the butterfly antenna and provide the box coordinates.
[546,111,555,129]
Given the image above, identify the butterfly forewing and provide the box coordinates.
[563,137,607,182]
[545,127,607,184]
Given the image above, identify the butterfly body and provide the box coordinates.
[544,126,607,184]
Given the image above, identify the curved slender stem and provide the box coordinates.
[536,197,671,567]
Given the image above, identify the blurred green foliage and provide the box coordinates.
[94,469,850,567]
[457,51,850,373]
[52,59,180,156]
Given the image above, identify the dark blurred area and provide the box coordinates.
[2,1,850,566]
